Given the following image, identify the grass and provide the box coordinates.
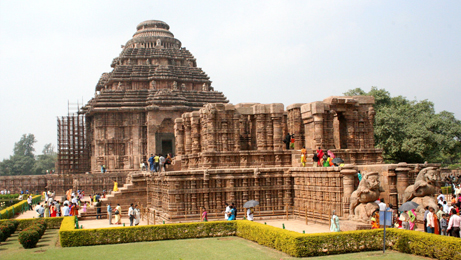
[0,230,429,260]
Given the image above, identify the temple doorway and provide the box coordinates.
[162,140,173,156]
[333,113,348,149]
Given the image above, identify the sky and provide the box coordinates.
[0,0,460,159]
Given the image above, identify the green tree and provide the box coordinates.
[33,143,57,175]
[345,87,461,163]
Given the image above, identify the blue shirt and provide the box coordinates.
[107,205,112,212]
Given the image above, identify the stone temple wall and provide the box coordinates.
[0,172,128,196]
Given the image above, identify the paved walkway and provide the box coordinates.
[255,219,331,234]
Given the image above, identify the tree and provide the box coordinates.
[33,144,57,175]
[345,87,461,163]
[13,134,36,157]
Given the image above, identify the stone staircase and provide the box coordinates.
[79,172,148,220]
[291,149,315,167]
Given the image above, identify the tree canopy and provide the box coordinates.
[345,87,461,163]
[0,134,56,176]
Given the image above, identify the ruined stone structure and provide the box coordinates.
[69,20,228,174]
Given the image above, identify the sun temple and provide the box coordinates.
[0,20,448,229]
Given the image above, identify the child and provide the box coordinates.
[441,214,448,235]
[82,202,87,213]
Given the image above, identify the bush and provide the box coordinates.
[0,216,64,230]
[388,229,461,260]
[0,195,41,219]
[18,229,40,249]
[0,221,16,237]
[60,219,236,247]
[34,218,47,229]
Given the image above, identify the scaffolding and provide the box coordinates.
[56,101,90,174]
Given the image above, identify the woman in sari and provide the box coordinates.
[371,211,380,229]
[50,203,56,217]
[408,209,417,230]
[327,150,335,159]
[134,205,141,226]
[113,180,119,192]
[433,210,440,235]
[330,210,340,232]
[44,205,50,218]
[114,204,122,224]
[300,146,307,167]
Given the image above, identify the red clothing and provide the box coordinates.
[316,149,324,166]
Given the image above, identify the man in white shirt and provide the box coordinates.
[62,203,70,216]
[426,207,435,233]
[128,204,135,226]
[378,198,387,212]
[224,203,231,220]
[447,209,461,238]
[27,196,32,210]
[71,196,78,205]
[443,201,449,214]
[437,191,445,205]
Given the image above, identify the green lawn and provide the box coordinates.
[0,230,429,260]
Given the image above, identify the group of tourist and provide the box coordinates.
[146,153,172,172]
[300,147,344,167]
[283,133,296,150]
[0,189,11,194]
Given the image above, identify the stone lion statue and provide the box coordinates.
[403,167,439,212]
[349,171,384,221]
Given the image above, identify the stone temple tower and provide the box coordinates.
[81,20,228,173]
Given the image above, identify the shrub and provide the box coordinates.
[0,216,64,230]
[0,229,5,242]
[24,224,45,238]
[60,220,236,247]
[18,229,40,249]
[0,221,16,237]
[34,219,47,229]
[0,195,41,219]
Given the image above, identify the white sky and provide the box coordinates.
[0,0,460,159]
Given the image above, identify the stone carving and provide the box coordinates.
[349,171,384,221]
[403,167,439,212]
[181,83,186,91]
[202,83,208,91]
[173,81,177,90]
[150,80,156,90]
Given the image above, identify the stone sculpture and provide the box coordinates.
[349,171,384,221]
[402,167,439,212]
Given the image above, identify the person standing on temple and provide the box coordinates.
[330,210,340,232]
[128,203,135,226]
[300,146,307,167]
[107,203,113,225]
[95,199,102,219]
[283,133,291,150]
[154,154,160,172]
[159,154,165,172]
[316,147,324,167]
[312,152,319,167]
[290,134,295,149]
[224,203,231,220]
[148,154,154,172]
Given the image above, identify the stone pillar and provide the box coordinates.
[233,114,240,151]
[174,118,184,156]
[341,165,357,216]
[313,114,324,148]
[395,162,411,206]
[207,111,217,152]
[191,112,201,153]
[272,115,283,151]
[256,114,266,150]
[184,114,192,154]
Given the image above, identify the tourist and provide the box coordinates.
[102,165,106,173]
[330,210,340,232]
[112,179,119,192]
[323,154,331,167]
[129,203,135,226]
[300,146,307,167]
[107,203,113,225]
[82,202,87,213]
[95,200,102,219]
[201,207,208,222]
[378,198,386,212]
[148,154,154,172]
[62,203,70,216]
[231,203,237,219]
[247,207,254,221]
[27,195,32,210]
[134,205,140,226]
[437,205,444,228]
[224,203,231,220]
[408,209,416,230]
[50,202,56,217]
[327,150,335,159]
[159,154,165,172]
[55,201,61,217]
[423,206,429,232]
[283,133,291,150]
[164,154,172,170]
[312,152,319,167]
[115,204,122,224]
[441,214,448,236]
[443,201,449,214]
[154,154,160,172]
[44,205,50,218]
[426,207,436,233]
[371,210,379,229]
[290,134,295,149]
[35,204,44,218]
[227,205,236,221]
[437,190,445,205]
[316,147,324,167]
[70,203,79,217]
[447,208,460,237]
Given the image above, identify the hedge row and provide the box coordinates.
[0,219,18,242]
[0,195,42,219]
[0,217,64,230]
[0,194,20,200]
[59,218,236,247]
[57,219,461,260]
[18,219,47,248]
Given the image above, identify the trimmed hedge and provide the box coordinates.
[58,219,461,260]
[0,195,41,219]
[388,228,461,260]
[60,219,236,247]
[0,216,64,230]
